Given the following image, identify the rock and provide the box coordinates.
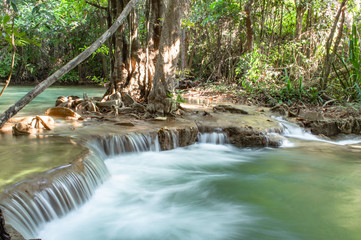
[299,110,324,121]
[45,107,81,119]
[213,104,249,114]
[1,208,12,240]
[309,120,339,136]
[121,92,135,107]
[114,122,135,127]
[224,127,281,147]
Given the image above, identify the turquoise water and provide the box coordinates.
[2,86,361,240]
[0,86,104,188]
[39,142,361,240]
[0,86,105,116]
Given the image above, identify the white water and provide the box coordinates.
[197,132,228,144]
[276,117,361,146]
[38,144,253,240]
[1,154,109,239]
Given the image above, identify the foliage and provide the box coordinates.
[168,90,186,105]
[333,22,361,101]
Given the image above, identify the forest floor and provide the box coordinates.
[180,82,361,120]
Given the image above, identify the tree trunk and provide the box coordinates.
[0,0,140,129]
[147,0,184,116]
[245,0,254,52]
[321,0,347,90]
[294,0,307,39]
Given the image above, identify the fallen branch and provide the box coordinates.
[0,0,140,129]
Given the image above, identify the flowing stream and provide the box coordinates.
[2,87,361,240]
[34,132,361,240]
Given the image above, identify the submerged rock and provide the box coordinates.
[45,107,81,120]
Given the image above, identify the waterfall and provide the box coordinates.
[89,134,161,158]
[198,132,229,145]
[0,132,183,239]
[275,117,361,146]
[0,154,109,239]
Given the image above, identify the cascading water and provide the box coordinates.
[89,134,161,158]
[276,117,361,146]
[4,124,361,240]
[0,132,182,239]
[197,132,229,144]
[0,154,109,239]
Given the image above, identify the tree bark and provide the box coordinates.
[245,0,254,52]
[294,0,307,39]
[321,0,347,90]
[147,0,184,116]
[0,0,140,129]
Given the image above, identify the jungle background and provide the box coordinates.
[0,0,360,109]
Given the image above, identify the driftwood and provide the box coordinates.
[0,0,141,129]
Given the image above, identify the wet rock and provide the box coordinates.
[308,120,339,136]
[1,208,11,240]
[114,122,135,127]
[45,107,81,119]
[306,118,361,137]
[157,126,198,151]
[213,105,249,114]
[223,127,281,148]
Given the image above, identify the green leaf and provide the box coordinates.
[10,1,18,12]
[3,15,10,25]
[32,6,40,15]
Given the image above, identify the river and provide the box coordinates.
[1,87,361,240]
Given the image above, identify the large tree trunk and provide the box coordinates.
[147,0,184,116]
[0,0,140,129]
[104,0,164,101]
